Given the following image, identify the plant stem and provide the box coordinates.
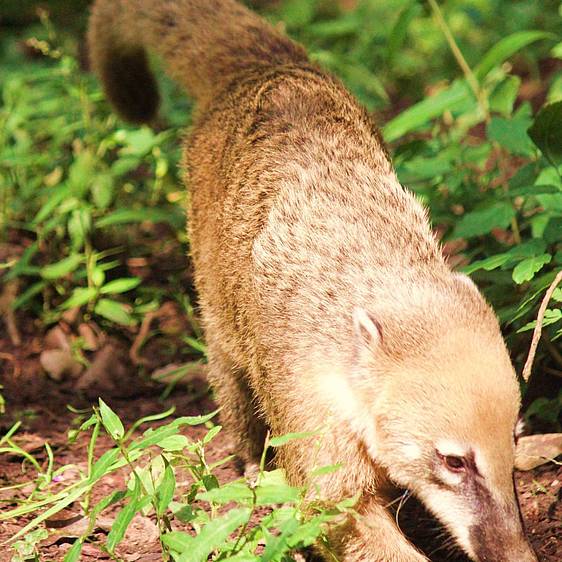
[522,270,562,382]
[427,0,490,122]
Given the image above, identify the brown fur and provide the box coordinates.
[88,2,538,560]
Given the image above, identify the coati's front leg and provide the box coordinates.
[326,497,429,562]
[205,339,268,468]
[277,435,429,561]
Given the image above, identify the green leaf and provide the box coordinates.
[387,4,422,64]
[99,277,141,295]
[158,435,190,451]
[163,508,251,561]
[462,254,511,275]
[528,101,562,168]
[117,127,157,156]
[474,31,553,81]
[95,207,184,229]
[63,540,82,562]
[160,530,193,553]
[89,448,121,482]
[536,193,562,213]
[197,480,253,505]
[12,281,48,311]
[552,41,562,59]
[92,267,106,288]
[107,478,141,552]
[307,14,357,39]
[40,254,83,280]
[60,287,97,309]
[202,425,222,444]
[452,202,515,239]
[172,504,196,523]
[280,0,317,28]
[111,156,141,176]
[98,399,125,440]
[487,113,535,155]
[512,254,552,284]
[32,183,71,225]
[68,208,92,251]
[383,81,470,142]
[155,459,176,516]
[286,515,326,549]
[172,410,219,426]
[518,308,562,333]
[131,426,181,452]
[340,63,389,103]
[94,298,135,326]
[489,76,521,116]
[261,517,300,562]
[255,469,301,505]
[91,173,114,210]
[542,217,562,243]
[202,474,220,491]
[68,151,96,194]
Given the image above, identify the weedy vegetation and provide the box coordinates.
[0,0,561,560]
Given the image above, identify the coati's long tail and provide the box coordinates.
[88,0,308,123]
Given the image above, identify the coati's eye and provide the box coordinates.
[443,455,466,472]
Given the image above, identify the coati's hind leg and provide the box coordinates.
[206,340,268,470]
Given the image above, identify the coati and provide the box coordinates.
[88,1,539,560]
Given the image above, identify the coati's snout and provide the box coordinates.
[350,305,538,562]
[416,443,538,562]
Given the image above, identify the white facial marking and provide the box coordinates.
[422,489,476,559]
[474,448,490,480]
[436,439,468,458]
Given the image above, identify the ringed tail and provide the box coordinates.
[88,0,308,123]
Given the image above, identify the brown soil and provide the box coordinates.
[0,329,560,562]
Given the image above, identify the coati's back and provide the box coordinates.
[89,2,538,561]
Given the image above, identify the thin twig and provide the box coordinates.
[522,270,562,382]
[129,310,157,365]
[426,0,490,122]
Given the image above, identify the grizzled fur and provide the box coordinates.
[89,2,538,560]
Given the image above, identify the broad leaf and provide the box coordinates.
[94,298,135,326]
[383,81,470,142]
[475,31,553,81]
[452,202,515,239]
[98,399,125,440]
[528,101,562,168]
[512,254,552,284]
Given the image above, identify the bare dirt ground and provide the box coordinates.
[0,326,560,562]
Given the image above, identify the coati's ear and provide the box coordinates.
[353,308,382,349]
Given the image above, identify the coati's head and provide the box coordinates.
[345,278,538,562]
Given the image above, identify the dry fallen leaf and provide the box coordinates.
[515,433,562,471]
[40,348,83,381]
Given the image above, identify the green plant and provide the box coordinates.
[2,402,351,561]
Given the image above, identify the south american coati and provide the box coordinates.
[88,1,539,560]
